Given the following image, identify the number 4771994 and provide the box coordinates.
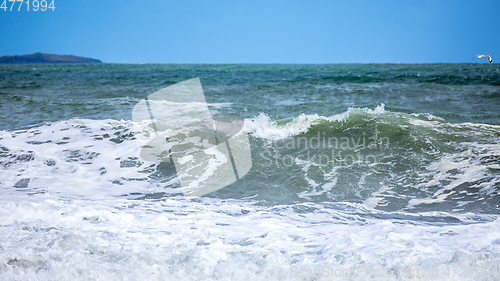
[1,0,55,11]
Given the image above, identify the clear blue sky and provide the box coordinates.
[1,0,499,63]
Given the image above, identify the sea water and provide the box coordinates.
[0,64,499,280]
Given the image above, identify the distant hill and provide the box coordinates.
[0,53,102,64]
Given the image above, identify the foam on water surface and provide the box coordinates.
[245,104,385,141]
[1,197,500,281]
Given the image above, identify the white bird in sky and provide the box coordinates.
[472,55,493,64]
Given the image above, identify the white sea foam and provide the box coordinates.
[245,104,385,141]
[0,119,166,199]
[407,141,500,210]
[0,197,499,280]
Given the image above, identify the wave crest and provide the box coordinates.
[245,104,385,140]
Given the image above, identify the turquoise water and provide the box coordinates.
[1,64,500,280]
[1,64,499,129]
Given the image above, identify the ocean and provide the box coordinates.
[0,63,499,280]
